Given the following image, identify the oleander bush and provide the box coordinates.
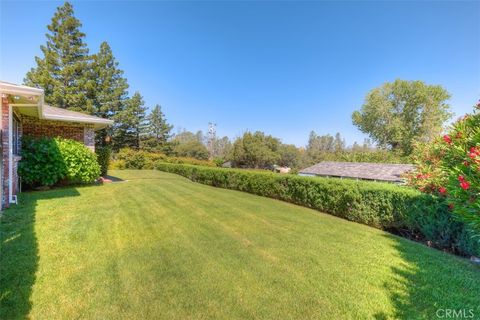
[19,137,101,187]
[156,162,480,256]
[111,148,217,170]
[406,101,480,237]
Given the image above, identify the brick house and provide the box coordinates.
[0,81,113,208]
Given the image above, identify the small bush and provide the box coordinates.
[19,137,101,187]
[156,163,479,257]
[96,146,112,176]
[109,159,126,170]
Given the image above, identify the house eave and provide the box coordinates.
[42,113,114,130]
[0,82,44,97]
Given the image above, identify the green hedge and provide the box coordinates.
[156,163,479,257]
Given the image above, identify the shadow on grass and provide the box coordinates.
[103,175,124,182]
[0,188,80,319]
[380,233,480,319]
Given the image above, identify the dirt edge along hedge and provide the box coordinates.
[155,163,479,257]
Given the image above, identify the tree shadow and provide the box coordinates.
[382,233,480,319]
[0,188,80,319]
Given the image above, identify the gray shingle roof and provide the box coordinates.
[298,162,415,182]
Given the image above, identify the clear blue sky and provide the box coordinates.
[1,1,479,146]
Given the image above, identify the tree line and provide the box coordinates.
[24,2,452,169]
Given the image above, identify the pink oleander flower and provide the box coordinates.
[460,180,471,190]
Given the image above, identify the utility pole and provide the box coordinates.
[207,122,217,159]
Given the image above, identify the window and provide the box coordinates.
[12,115,20,155]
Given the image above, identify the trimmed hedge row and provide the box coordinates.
[156,163,479,256]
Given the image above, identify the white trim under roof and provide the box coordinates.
[42,105,113,130]
[1,81,113,130]
[0,81,44,97]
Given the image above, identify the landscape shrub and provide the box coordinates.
[19,137,101,187]
[95,145,112,176]
[406,101,480,237]
[57,139,100,184]
[18,137,66,187]
[156,163,480,257]
[113,148,217,169]
[109,159,126,170]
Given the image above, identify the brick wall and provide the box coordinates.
[84,127,95,152]
[1,96,9,208]
[21,116,95,150]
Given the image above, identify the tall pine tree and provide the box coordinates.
[24,2,93,113]
[114,92,147,150]
[141,104,173,150]
[90,41,129,146]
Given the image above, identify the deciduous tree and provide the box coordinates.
[231,131,280,168]
[352,79,452,155]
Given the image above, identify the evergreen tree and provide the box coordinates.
[142,104,173,150]
[24,2,93,112]
[114,92,147,150]
[334,132,346,152]
[90,41,129,146]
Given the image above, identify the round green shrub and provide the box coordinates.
[57,138,101,184]
[19,137,101,187]
[18,137,66,187]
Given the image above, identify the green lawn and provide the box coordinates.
[1,170,479,319]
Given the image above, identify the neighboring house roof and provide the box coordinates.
[0,80,113,130]
[298,161,415,183]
